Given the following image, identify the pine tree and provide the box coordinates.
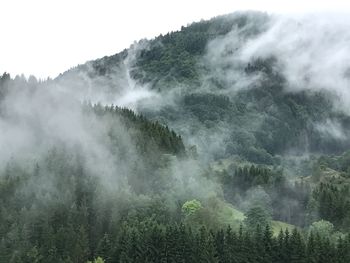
[73,226,90,263]
[262,224,273,263]
[207,231,219,263]
[214,229,225,263]
[289,228,305,263]
[223,226,237,263]
[306,231,317,263]
[96,234,113,262]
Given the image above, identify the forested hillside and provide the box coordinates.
[2,11,350,262]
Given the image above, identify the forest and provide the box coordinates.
[2,11,350,262]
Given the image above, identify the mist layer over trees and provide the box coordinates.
[2,11,350,263]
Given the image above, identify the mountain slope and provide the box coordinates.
[56,12,350,165]
[2,11,350,262]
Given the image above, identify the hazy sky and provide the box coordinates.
[1,0,350,79]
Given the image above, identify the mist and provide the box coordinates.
[19,10,350,197]
[3,10,350,262]
[0,68,220,215]
[239,14,350,108]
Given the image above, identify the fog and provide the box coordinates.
[5,11,349,183]
[2,10,350,232]
[0,67,219,212]
[238,14,350,109]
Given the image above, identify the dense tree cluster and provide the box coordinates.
[56,12,350,164]
[90,104,186,157]
[135,13,268,82]
[310,182,350,231]
[3,11,350,262]
[0,98,189,262]
[63,221,350,263]
[220,165,311,227]
[304,152,350,231]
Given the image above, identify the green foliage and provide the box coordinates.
[0,103,190,262]
[3,12,350,263]
[182,199,203,216]
[89,103,186,157]
[309,220,334,238]
[132,14,261,83]
[87,256,105,263]
[310,181,350,230]
[86,221,350,263]
[244,206,272,230]
[220,164,311,227]
[318,150,350,174]
[52,11,350,163]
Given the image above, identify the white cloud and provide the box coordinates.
[235,13,350,110]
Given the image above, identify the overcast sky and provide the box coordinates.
[1,0,350,79]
